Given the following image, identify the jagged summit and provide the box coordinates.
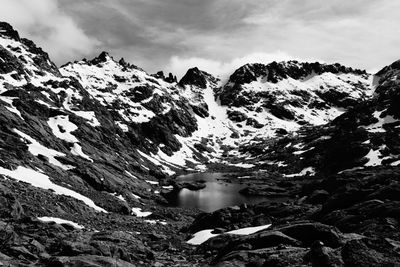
[0,22,21,41]
[372,59,400,102]
[152,71,177,83]
[178,67,217,88]
[0,21,60,78]
[228,60,368,85]
[90,51,112,64]
[376,59,400,76]
[61,51,143,73]
[375,59,400,85]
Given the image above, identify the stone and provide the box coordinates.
[307,190,329,204]
[277,222,342,248]
[47,255,137,267]
[305,240,344,267]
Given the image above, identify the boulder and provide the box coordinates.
[277,222,343,248]
[304,240,344,267]
[227,110,248,122]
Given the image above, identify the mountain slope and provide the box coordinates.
[219,61,372,130]
[237,59,400,177]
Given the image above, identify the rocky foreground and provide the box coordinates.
[190,167,400,266]
[2,165,400,266]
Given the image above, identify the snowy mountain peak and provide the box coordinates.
[376,59,400,76]
[90,51,113,64]
[0,22,21,41]
[62,51,141,73]
[375,59,400,85]
[151,71,177,84]
[373,59,400,101]
[228,61,368,86]
[178,67,217,88]
[0,22,60,82]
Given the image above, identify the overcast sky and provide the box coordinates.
[1,0,399,78]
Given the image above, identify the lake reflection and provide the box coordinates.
[167,172,270,212]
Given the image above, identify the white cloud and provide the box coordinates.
[167,51,317,80]
[0,0,100,65]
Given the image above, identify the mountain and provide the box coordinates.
[59,52,374,172]
[1,21,400,266]
[219,61,371,128]
[237,57,400,177]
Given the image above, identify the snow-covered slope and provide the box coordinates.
[219,61,373,131]
[61,52,179,124]
[0,22,192,216]
[236,60,400,176]
[164,61,374,168]
[60,54,208,173]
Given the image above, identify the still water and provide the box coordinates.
[167,172,270,212]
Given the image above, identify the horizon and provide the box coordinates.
[0,0,398,78]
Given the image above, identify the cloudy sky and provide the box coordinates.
[1,0,399,78]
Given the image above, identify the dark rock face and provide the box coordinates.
[0,22,60,78]
[178,67,215,88]
[21,38,61,77]
[173,180,206,191]
[89,51,111,65]
[0,46,26,75]
[0,22,21,40]
[215,60,372,135]
[227,110,248,122]
[153,71,177,83]
[306,190,330,204]
[191,102,209,118]
[227,61,366,86]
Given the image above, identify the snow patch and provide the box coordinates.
[131,193,141,199]
[363,110,398,133]
[0,96,23,120]
[38,217,84,229]
[47,115,79,143]
[144,219,167,225]
[364,146,385,166]
[131,207,152,217]
[284,167,316,177]
[0,166,106,212]
[14,129,74,170]
[116,121,129,132]
[145,180,159,185]
[187,224,271,245]
[71,111,101,127]
[71,143,93,162]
